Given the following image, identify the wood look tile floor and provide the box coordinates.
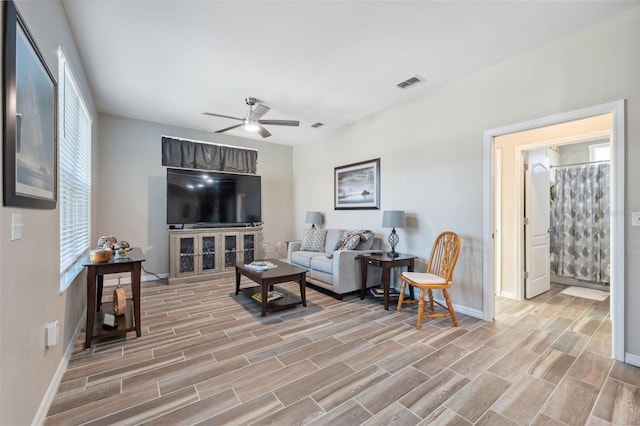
[45,279,640,425]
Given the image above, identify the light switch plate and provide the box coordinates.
[632,212,640,227]
[11,213,23,240]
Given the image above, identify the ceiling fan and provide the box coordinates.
[202,97,299,138]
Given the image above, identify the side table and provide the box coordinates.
[360,253,416,310]
[82,248,145,348]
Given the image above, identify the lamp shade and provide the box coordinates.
[382,210,406,229]
[305,211,322,226]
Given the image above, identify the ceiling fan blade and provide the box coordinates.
[251,104,270,120]
[258,119,300,127]
[202,112,243,121]
[257,126,272,138]
[215,123,244,133]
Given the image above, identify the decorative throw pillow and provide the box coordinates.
[301,228,327,252]
[335,234,361,251]
[355,230,374,242]
[334,229,374,251]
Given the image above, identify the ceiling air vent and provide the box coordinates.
[396,76,422,89]
[310,122,324,128]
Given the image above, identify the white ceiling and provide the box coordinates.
[61,1,638,145]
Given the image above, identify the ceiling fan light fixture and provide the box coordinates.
[205,97,299,138]
[244,119,260,132]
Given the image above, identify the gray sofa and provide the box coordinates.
[287,229,383,297]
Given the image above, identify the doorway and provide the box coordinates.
[483,101,625,361]
[525,140,611,297]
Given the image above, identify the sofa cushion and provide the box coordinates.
[310,269,334,286]
[291,251,327,268]
[356,237,375,251]
[301,228,327,251]
[324,229,345,253]
[310,254,333,274]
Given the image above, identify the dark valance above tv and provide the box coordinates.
[161,136,257,174]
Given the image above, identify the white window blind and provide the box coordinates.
[59,53,91,287]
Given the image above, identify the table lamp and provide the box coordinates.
[382,210,406,257]
[305,211,322,229]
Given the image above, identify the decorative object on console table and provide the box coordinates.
[3,0,58,209]
[382,210,406,257]
[305,211,322,229]
[334,158,380,210]
[112,278,127,317]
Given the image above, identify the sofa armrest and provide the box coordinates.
[287,241,302,263]
[331,250,382,294]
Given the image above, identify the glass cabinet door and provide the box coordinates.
[224,235,237,268]
[243,234,255,264]
[201,236,216,271]
[179,237,195,273]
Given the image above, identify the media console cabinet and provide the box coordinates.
[168,226,263,284]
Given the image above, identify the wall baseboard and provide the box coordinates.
[32,311,86,426]
[499,291,517,300]
[432,298,484,320]
[625,352,640,367]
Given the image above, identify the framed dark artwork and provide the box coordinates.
[334,158,380,210]
[3,0,57,208]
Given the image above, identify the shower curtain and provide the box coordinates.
[550,163,610,283]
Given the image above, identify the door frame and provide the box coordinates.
[483,100,625,362]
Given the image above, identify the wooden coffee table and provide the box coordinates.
[235,259,307,317]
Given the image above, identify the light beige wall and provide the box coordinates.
[97,114,295,277]
[293,7,640,354]
[0,1,98,424]
[495,115,612,298]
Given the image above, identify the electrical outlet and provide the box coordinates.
[632,212,640,227]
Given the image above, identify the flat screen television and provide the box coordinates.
[166,168,262,227]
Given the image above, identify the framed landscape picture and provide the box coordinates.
[3,0,57,209]
[334,158,380,210]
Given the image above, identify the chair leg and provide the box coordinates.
[397,281,407,312]
[427,289,435,312]
[443,289,458,327]
[417,289,425,330]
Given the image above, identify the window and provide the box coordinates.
[589,142,610,162]
[59,52,92,291]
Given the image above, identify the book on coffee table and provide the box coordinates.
[251,291,283,303]
[244,261,279,271]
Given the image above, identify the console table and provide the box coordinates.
[168,227,262,284]
[83,248,145,349]
[360,253,416,310]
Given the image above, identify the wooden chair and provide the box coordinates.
[397,231,461,329]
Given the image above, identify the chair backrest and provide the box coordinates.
[426,231,461,283]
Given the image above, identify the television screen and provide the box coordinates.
[167,168,261,226]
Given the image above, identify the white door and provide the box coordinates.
[524,150,551,299]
